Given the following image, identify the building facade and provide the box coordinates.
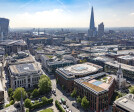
[74,72,115,112]
[98,22,104,38]
[9,63,42,90]
[0,18,9,39]
[88,7,97,38]
[113,94,134,112]
[56,63,103,92]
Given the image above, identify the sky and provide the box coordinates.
[0,0,134,28]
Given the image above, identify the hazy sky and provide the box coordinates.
[0,0,134,28]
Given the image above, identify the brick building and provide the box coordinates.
[56,62,103,92]
[74,72,115,112]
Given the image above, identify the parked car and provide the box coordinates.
[63,105,67,109]
[61,98,66,104]
[66,104,69,108]
[59,100,62,104]
[66,109,69,112]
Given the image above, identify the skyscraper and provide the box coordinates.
[98,22,104,38]
[88,7,97,38]
[0,18,9,39]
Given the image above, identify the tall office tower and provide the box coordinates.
[0,18,9,39]
[98,22,104,38]
[88,7,97,38]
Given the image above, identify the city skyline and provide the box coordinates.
[0,0,134,28]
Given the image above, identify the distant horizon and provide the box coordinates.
[1,0,134,28]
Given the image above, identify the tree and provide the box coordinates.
[38,75,52,94]
[8,88,13,97]
[76,96,81,103]
[24,98,32,109]
[13,87,27,101]
[81,96,89,109]
[41,96,48,104]
[32,88,39,98]
[71,88,77,98]
[129,86,134,94]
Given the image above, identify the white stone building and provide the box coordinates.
[9,63,42,90]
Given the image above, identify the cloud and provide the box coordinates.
[129,13,134,16]
[10,9,89,28]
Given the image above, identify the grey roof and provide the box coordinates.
[9,63,40,76]
[114,94,134,112]
[0,40,27,46]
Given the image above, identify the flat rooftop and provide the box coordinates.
[9,63,40,76]
[105,61,134,72]
[75,72,115,94]
[117,55,134,60]
[114,94,134,112]
[56,62,103,78]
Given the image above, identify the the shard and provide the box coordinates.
[88,7,97,38]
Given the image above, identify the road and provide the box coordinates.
[43,69,82,112]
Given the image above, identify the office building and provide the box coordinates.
[113,94,134,112]
[0,40,27,54]
[0,18,9,39]
[56,62,103,92]
[88,7,97,38]
[9,63,42,90]
[98,22,104,38]
[74,72,115,112]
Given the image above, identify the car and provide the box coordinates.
[66,104,69,108]
[66,109,69,112]
[31,101,35,104]
[63,105,67,109]
[53,92,56,96]
[61,98,66,104]
[59,100,62,104]
[53,89,56,93]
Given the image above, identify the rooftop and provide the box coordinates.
[117,55,134,60]
[105,61,134,72]
[114,94,134,112]
[74,72,115,94]
[9,63,40,76]
[56,62,103,79]
[0,40,26,46]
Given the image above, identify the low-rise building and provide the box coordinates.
[56,62,103,92]
[113,94,134,112]
[0,40,27,55]
[105,61,134,80]
[41,55,76,73]
[117,55,134,66]
[74,72,115,112]
[9,63,42,90]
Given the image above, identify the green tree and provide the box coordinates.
[8,88,13,97]
[81,96,89,109]
[41,96,48,104]
[129,86,134,94]
[71,88,77,98]
[13,87,27,101]
[38,75,52,94]
[32,88,39,98]
[24,98,32,109]
[76,96,81,103]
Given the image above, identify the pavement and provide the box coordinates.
[1,61,9,105]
